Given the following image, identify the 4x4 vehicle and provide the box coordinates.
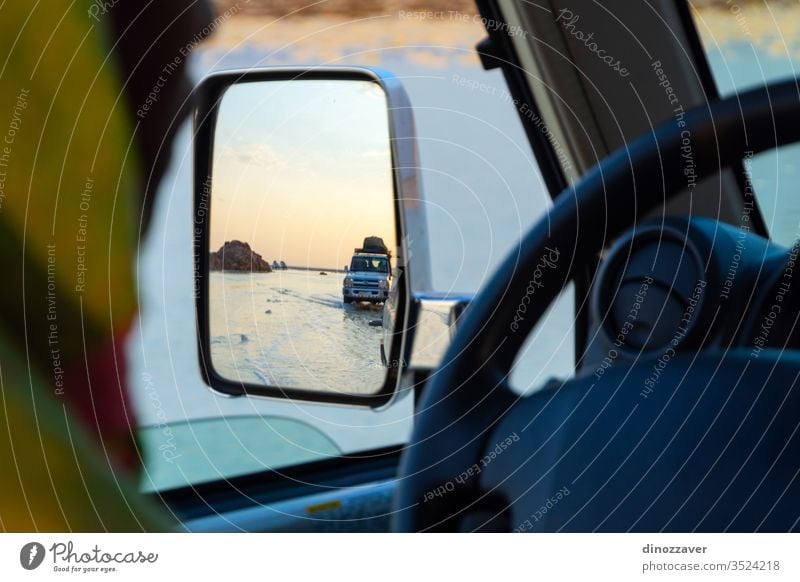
[342,237,392,305]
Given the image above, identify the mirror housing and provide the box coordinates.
[192,67,430,407]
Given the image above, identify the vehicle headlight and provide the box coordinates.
[379,279,388,289]
[344,277,353,288]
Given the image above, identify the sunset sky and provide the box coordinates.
[210,79,397,269]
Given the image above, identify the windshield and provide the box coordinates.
[690,0,800,246]
[350,256,389,273]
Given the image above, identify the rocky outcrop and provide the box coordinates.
[209,240,272,272]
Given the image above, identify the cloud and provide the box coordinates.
[219,143,290,169]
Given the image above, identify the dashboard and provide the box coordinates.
[184,479,396,532]
[158,448,401,533]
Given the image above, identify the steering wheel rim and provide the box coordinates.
[394,78,800,532]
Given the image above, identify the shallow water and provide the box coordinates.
[209,270,387,394]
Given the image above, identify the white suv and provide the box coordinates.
[342,252,391,304]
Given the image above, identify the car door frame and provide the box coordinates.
[474,0,770,360]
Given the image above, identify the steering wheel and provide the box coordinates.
[394,79,800,532]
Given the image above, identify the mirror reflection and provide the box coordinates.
[208,79,397,395]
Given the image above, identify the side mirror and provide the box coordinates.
[193,67,429,407]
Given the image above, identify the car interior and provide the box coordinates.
[0,0,784,536]
[139,0,800,533]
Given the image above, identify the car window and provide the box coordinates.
[690,0,800,246]
[139,416,340,492]
[350,258,388,272]
[129,3,573,491]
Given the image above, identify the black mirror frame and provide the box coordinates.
[192,66,427,408]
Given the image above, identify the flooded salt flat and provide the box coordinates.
[209,270,387,394]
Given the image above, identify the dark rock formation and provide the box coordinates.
[209,240,272,272]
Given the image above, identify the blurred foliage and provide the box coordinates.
[0,331,171,531]
[0,0,169,530]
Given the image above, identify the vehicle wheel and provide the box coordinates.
[343,297,353,305]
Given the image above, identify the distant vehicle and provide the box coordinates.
[342,237,391,305]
